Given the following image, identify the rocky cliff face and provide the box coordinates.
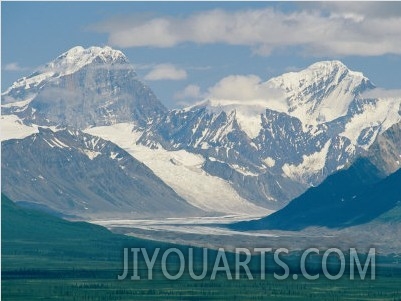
[1,128,202,218]
[366,121,401,175]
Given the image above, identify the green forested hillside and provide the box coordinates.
[2,194,401,301]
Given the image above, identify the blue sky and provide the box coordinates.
[2,1,401,108]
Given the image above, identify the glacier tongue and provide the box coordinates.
[86,123,273,216]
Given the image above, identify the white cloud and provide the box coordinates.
[4,62,28,72]
[93,5,401,57]
[144,64,187,81]
[316,2,401,18]
[208,75,266,100]
[132,63,157,70]
[203,74,288,114]
[174,84,203,100]
[361,88,401,99]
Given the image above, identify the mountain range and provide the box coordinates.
[234,121,401,230]
[2,45,400,219]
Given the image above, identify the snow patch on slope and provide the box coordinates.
[341,97,401,148]
[282,139,331,184]
[201,98,282,139]
[235,111,263,139]
[83,149,101,160]
[0,115,39,141]
[0,115,67,142]
[263,157,276,168]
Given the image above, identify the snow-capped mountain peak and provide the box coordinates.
[48,45,128,73]
[270,60,368,87]
[2,45,166,129]
[266,60,375,124]
[2,46,130,99]
[186,60,376,138]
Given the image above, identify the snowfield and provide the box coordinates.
[0,115,39,141]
